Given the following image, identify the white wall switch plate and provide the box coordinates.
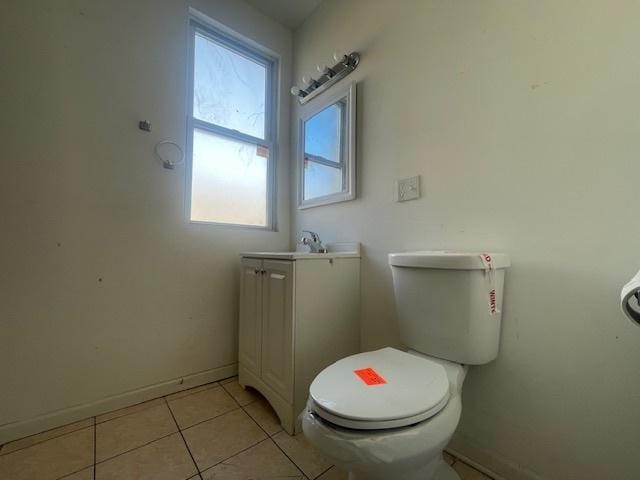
[396,175,421,202]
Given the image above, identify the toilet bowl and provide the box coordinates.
[302,347,467,480]
[301,251,509,480]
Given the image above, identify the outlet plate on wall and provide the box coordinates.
[396,175,421,202]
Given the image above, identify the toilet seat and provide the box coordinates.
[309,347,450,430]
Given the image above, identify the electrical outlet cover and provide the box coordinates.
[397,175,421,202]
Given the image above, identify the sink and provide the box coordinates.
[241,242,360,260]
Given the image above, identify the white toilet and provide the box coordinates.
[302,251,510,480]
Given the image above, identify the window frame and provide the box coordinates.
[298,81,356,209]
[186,18,278,230]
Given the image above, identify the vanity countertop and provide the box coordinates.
[241,242,360,260]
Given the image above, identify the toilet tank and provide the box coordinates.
[389,251,510,365]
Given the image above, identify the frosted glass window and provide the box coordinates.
[187,21,276,227]
[191,129,267,226]
[193,33,267,139]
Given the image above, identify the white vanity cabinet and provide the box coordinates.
[238,246,360,434]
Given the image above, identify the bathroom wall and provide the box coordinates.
[0,0,291,442]
[291,1,640,479]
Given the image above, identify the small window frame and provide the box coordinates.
[186,18,278,230]
[298,81,356,210]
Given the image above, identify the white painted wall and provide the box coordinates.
[0,0,291,442]
[291,1,640,479]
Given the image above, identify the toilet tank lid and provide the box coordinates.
[388,251,510,270]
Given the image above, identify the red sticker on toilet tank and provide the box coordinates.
[354,368,387,386]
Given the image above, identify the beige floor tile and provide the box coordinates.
[452,460,493,480]
[96,402,177,462]
[0,418,94,456]
[60,467,94,479]
[183,408,267,471]
[200,438,304,479]
[316,466,349,480]
[272,431,332,480]
[443,451,456,465]
[0,427,93,480]
[168,385,238,429]
[96,433,197,480]
[221,379,261,406]
[219,376,237,385]
[96,397,165,423]
[166,383,217,401]
[243,397,283,436]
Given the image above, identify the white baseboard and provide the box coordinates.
[0,363,237,445]
[447,432,546,480]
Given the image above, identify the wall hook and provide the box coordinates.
[154,141,184,170]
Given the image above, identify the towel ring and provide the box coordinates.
[154,141,184,170]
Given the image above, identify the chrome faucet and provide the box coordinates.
[300,230,326,253]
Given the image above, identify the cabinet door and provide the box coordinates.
[261,260,294,402]
[239,258,263,376]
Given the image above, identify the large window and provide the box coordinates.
[187,20,277,228]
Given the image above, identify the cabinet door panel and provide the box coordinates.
[239,258,263,376]
[261,260,294,402]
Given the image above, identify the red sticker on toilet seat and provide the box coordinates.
[354,368,386,386]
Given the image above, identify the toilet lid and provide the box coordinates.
[309,347,450,430]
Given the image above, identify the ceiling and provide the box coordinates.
[244,0,323,29]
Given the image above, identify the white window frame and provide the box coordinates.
[298,82,356,209]
[186,18,278,230]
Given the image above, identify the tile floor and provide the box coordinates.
[0,376,493,480]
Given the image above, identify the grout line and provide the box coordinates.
[238,402,308,479]
[262,435,306,477]
[219,380,260,408]
[94,431,178,466]
[228,386,311,478]
[176,406,242,432]
[55,465,94,480]
[2,424,95,463]
[184,386,276,476]
[92,403,185,465]
[94,399,164,425]
[47,424,98,480]
[0,419,95,457]
[313,465,333,480]
[198,438,272,476]
[164,397,202,476]
[242,405,283,437]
